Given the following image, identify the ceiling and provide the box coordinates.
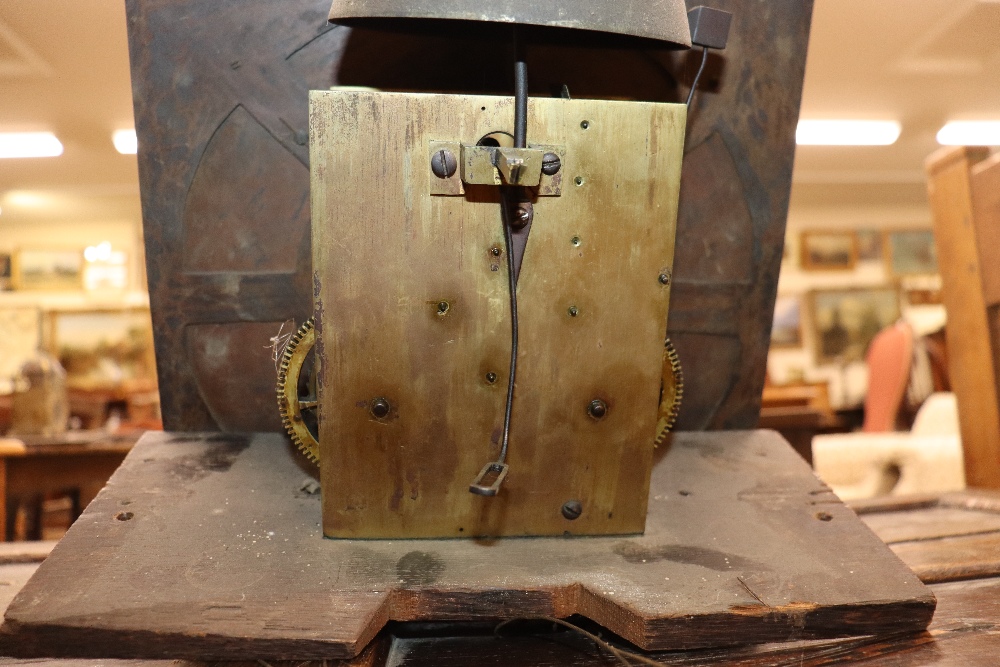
[0,0,997,228]
[792,0,1000,212]
[0,1,138,226]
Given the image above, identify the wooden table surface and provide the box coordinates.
[0,430,141,541]
[2,447,1000,664]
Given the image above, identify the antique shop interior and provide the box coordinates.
[4,0,1000,663]
[0,1,994,538]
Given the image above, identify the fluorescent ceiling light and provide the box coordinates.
[937,121,1000,146]
[112,129,138,154]
[795,120,901,146]
[5,191,46,207]
[0,132,63,158]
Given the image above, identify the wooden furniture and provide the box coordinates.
[925,147,1000,488]
[9,487,1000,664]
[863,322,915,432]
[2,430,934,659]
[759,380,842,462]
[0,431,140,541]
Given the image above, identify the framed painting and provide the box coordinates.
[855,229,883,262]
[14,249,84,291]
[770,295,803,348]
[886,229,938,276]
[45,308,157,391]
[809,287,901,365]
[0,253,11,291]
[800,231,858,271]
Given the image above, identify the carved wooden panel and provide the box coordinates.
[126,0,813,432]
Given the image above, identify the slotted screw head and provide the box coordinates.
[541,152,562,175]
[431,149,458,179]
[562,500,583,520]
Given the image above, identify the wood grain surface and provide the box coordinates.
[310,91,684,538]
[859,491,1000,584]
[1,430,933,660]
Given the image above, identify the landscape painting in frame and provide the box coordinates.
[771,295,802,348]
[809,287,900,364]
[887,229,938,276]
[800,231,857,271]
[48,309,156,391]
[15,249,83,290]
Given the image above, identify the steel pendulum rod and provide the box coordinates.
[469,33,528,496]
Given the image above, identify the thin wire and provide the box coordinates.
[498,206,519,465]
[686,46,709,108]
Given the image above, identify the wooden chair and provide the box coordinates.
[925,147,1000,488]
[862,321,914,432]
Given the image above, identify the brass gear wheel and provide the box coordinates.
[654,337,684,446]
[276,318,320,464]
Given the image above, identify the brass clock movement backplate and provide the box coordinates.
[310,90,685,538]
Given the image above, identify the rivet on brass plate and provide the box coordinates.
[485,372,498,384]
[571,236,582,247]
[370,398,391,419]
[574,176,584,186]
[568,306,579,317]
[580,120,590,130]
[587,399,608,420]
[659,271,671,286]
[437,301,450,315]
[561,500,583,520]
[490,246,502,257]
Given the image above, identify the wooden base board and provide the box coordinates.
[1,430,934,660]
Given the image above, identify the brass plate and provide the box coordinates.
[310,91,685,538]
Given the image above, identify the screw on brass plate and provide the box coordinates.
[658,272,672,286]
[431,149,458,179]
[562,500,583,520]
[815,512,833,522]
[568,306,579,317]
[115,511,134,521]
[580,120,590,130]
[490,246,502,257]
[541,152,562,175]
[571,236,582,247]
[485,372,498,384]
[437,301,450,315]
[574,176,584,186]
[371,398,391,419]
[587,399,608,420]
